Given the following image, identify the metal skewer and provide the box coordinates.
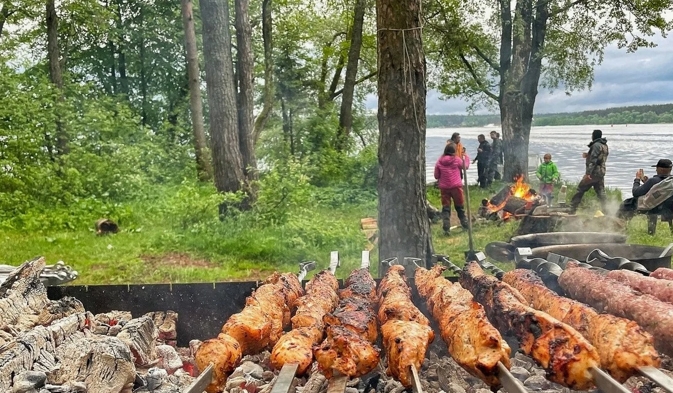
[590,366,631,393]
[270,363,300,393]
[329,251,340,275]
[298,261,317,282]
[409,364,424,393]
[183,364,213,393]
[327,370,349,393]
[638,366,673,393]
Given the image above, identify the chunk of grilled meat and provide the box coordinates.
[340,268,378,304]
[197,272,304,392]
[652,267,673,281]
[378,265,430,326]
[313,325,381,379]
[381,320,434,388]
[270,326,324,374]
[608,269,673,304]
[315,268,380,378]
[461,262,600,390]
[503,269,659,382]
[559,262,673,357]
[377,266,434,388]
[271,270,340,374]
[194,333,242,393]
[323,297,379,343]
[415,265,511,387]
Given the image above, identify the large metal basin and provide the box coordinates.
[530,243,672,271]
[510,232,627,248]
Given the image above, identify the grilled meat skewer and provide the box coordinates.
[195,273,303,393]
[461,262,600,390]
[314,268,381,378]
[559,262,673,357]
[270,270,340,374]
[377,265,434,388]
[503,269,660,382]
[415,265,511,387]
[607,269,673,304]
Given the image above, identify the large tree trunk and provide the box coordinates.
[181,0,213,181]
[336,0,366,151]
[1,3,11,38]
[201,0,246,194]
[376,0,432,268]
[46,0,68,155]
[115,2,129,97]
[234,0,257,187]
[252,0,274,144]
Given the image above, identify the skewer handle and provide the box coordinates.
[329,251,340,275]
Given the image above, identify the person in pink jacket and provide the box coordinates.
[434,143,470,235]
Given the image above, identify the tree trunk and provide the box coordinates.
[181,0,213,181]
[252,0,274,144]
[1,3,10,38]
[234,0,257,186]
[138,6,148,126]
[376,0,432,268]
[46,0,68,155]
[336,0,366,151]
[115,2,129,97]
[201,0,246,195]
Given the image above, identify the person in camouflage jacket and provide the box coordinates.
[570,129,609,213]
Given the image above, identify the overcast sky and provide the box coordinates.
[365,34,673,115]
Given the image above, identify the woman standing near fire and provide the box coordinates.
[434,143,470,236]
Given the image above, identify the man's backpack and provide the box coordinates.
[637,177,673,211]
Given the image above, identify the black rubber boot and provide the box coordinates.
[441,206,451,235]
[455,205,469,229]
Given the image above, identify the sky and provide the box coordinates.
[365,34,673,115]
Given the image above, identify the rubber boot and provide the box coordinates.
[441,206,451,235]
[455,206,469,229]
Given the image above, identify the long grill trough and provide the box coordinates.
[3,254,673,393]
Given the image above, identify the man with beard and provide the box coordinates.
[569,129,609,213]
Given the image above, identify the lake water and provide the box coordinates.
[426,124,673,198]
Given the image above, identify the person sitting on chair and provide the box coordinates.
[617,159,672,219]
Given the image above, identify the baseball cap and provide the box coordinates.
[652,159,673,168]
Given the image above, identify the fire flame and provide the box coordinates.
[486,176,537,220]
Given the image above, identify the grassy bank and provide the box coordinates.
[0,180,670,284]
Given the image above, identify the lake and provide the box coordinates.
[425,124,673,198]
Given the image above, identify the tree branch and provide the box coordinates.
[471,44,500,73]
[548,0,588,18]
[331,71,377,99]
[459,53,499,101]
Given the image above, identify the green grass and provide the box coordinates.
[1,180,670,285]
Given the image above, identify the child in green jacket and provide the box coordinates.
[536,153,560,201]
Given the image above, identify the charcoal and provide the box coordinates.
[510,366,530,382]
[12,371,47,393]
[117,316,158,366]
[448,382,467,393]
[156,345,182,374]
[524,375,551,391]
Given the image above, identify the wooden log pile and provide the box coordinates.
[0,257,196,393]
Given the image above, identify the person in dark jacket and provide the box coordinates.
[617,159,673,219]
[570,129,609,213]
[472,134,492,188]
[488,131,503,181]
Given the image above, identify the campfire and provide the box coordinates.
[483,176,545,220]
[3,257,673,393]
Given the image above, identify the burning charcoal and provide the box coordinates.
[345,388,359,393]
[523,375,551,391]
[448,382,467,393]
[94,310,133,326]
[425,366,438,381]
[156,345,182,374]
[117,316,158,366]
[188,339,202,357]
[346,378,360,387]
[231,361,264,380]
[108,324,123,336]
[261,371,275,382]
[94,325,109,335]
[11,371,47,392]
[302,369,326,393]
[509,367,530,382]
[145,367,168,392]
